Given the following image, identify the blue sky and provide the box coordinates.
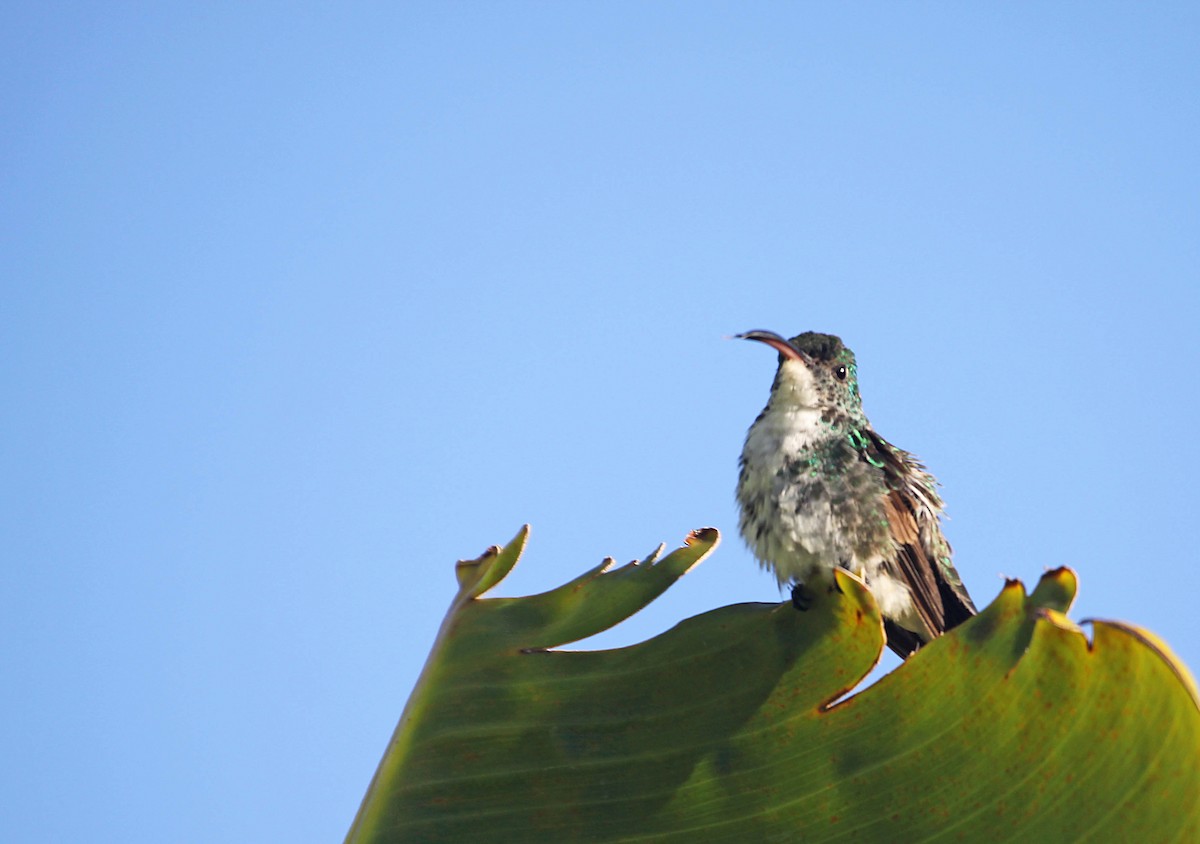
[3,4,1198,841]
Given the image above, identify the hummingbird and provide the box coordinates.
[735,330,975,658]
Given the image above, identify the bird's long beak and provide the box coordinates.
[735,330,810,364]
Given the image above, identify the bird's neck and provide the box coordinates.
[748,400,866,462]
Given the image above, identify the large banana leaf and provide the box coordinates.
[346,526,1200,842]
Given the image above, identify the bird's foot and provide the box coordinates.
[790,582,815,611]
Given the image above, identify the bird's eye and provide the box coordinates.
[834,365,847,381]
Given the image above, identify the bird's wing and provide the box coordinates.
[863,429,977,651]
[886,437,978,626]
[882,487,947,638]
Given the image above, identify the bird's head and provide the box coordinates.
[736,330,864,418]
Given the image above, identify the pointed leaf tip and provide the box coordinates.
[455,524,529,599]
[1029,565,1077,613]
[640,543,667,567]
[687,526,718,544]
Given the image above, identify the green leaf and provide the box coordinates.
[347,527,1200,843]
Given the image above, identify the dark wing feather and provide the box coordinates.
[862,429,976,658]
[882,488,947,638]
[882,619,924,660]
